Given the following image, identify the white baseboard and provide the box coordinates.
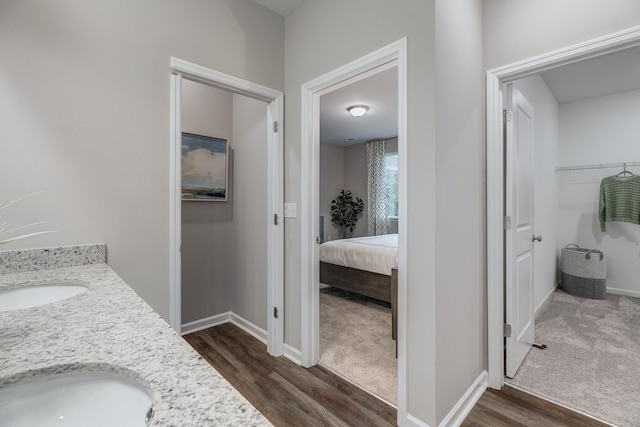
[284,344,302,365]
[438,370,488,427]
[403,370,488,427]
[607,287,640,299]
[181,312,232,335]
[406,413,431,427]
[534,283,640,302]
[230,313,267,344]
[180,311,267,344]
[535,281,560,313]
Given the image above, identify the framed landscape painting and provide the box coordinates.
[181,132,229,201]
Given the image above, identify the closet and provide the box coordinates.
[555,88,640,298]
[504,49,640,426]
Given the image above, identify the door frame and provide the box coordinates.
[169,58,285,356]
[487,26,640,389]
[299,38,408,421]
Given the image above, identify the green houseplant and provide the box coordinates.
[0,192,54,245]
[330,189,364,238]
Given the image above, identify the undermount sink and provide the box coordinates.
[0,283,87,312]
[0,371,154,427]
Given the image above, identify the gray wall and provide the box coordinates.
[319,143,345,242]
[320,138,398,240]
[230,94,268,329]
[181,81,233,323]
[0,0,284,321]
[435,0,485,422]
[344,143,368,238]
[180,84,268,330]
[483,0,640,70]
[285,1,438,424]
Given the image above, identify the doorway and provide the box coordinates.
[169,58,284,356]
[317,65,399,404]
[487,24,640,424]
[299,38,408,421]
[487,28,640,424]
[502,52,640,426]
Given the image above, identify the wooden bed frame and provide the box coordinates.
[320,262,398,344]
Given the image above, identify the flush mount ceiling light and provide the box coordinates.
[347,105,369,117]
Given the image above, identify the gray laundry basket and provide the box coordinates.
[560,244,606,300]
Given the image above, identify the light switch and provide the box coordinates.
[284,203,297,218]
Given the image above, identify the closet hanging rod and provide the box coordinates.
[555,161,640,172]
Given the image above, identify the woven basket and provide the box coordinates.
[560,244,606,300]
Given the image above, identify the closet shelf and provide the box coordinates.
[556,161,640,172]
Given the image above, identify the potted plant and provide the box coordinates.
[330,189,364,238]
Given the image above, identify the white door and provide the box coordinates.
[504,85,536,379]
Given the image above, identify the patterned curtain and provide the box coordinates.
[367,140,389,236]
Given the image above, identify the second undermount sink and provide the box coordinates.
[0,370,154,427]
[0,283,88,312]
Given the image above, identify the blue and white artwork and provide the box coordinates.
[181,133,229,201]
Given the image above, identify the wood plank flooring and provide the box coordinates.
[183,323,397,427]
[462,385,613,427]
[185,323,611,427]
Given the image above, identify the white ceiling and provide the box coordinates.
[320,67,398,146]
[253,0,306,16]
[540,45,640,104]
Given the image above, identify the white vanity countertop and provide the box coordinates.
[0,246,270,426]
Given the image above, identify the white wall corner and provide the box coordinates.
[181,312,232,335]
[180,312,268,345]
[607,287,640,299]
[230,313,268,344]
[438,371,488,427]
[535,281,559,314]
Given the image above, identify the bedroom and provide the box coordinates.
[318,65,399,404]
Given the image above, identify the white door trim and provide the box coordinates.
[169,58,285,356]
[486,25,640,389]
[299,38,408,424]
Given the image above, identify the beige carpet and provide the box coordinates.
[319,285,397,405]
[507,289,640,426]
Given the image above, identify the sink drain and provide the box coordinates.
[145,404,155,426]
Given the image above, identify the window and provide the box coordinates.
[385,153,398,218]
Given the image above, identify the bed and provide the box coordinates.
[319,234,398,342]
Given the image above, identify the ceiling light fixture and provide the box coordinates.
[348,105,369,117]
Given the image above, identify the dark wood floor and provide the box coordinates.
[462,384,612,427]
[184,323,611,427]
[184,323,397,427]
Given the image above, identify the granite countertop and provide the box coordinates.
[0,245,270,426]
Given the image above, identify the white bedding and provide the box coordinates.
[319,234,398,276]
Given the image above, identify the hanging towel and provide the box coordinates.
[599,175,640,231]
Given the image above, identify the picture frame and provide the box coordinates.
[181,132,229,201]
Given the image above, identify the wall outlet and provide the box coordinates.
[284,203,297,218]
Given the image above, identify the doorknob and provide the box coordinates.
[532,235,542,242]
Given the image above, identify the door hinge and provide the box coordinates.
[273,307,279,319]
[504,323,512,338]
[316,236,320,244]
[274,213,279,226]
[503,216,512,230]
[504,109,513,122]
[273,121,279,133]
